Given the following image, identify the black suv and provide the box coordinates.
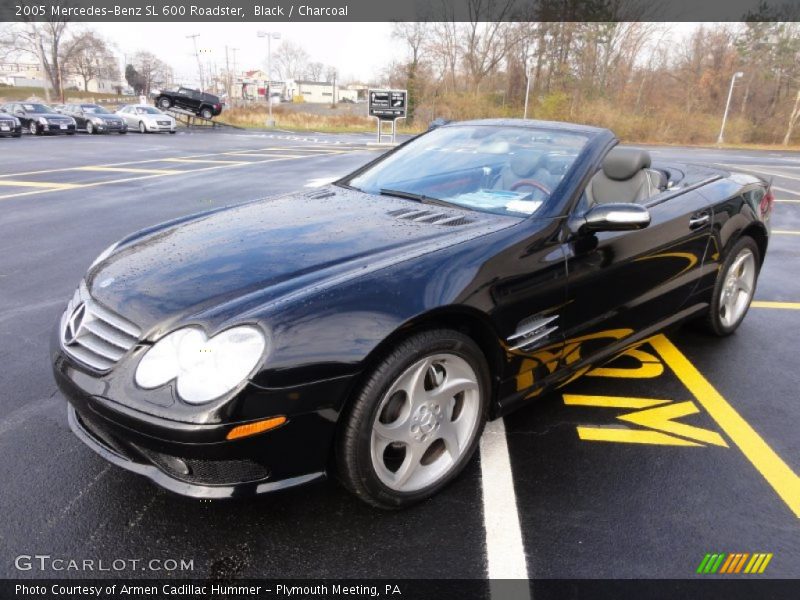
[154,87,223,120]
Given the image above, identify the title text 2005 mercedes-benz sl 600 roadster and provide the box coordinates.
[52,119,773,508]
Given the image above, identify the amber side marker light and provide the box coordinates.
[226,416,287,440]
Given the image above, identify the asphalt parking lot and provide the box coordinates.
[0,130,798,589]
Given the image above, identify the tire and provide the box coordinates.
[336,329,490,509]
[158,97,172,109]
[200,107,213,120]
[119,130,127,135]
[138,121,147,134]
[169,130,176,134]
[702,236,761,336]
[29,122,39,135]
[12,132,21,138]
[86,121,94,134]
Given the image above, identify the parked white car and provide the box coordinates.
[116,105,177,134]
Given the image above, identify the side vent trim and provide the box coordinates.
[508,314,559,351]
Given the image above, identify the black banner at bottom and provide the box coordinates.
[1,579,798,600]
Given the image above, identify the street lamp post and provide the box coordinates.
[717,71,744,145]
[523,65,533,120]
[257,30,281,127]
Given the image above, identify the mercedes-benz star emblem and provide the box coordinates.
[64,303,86,345]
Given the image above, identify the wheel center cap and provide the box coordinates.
[419,411,437,434]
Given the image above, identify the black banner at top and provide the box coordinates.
[1,0,800,23]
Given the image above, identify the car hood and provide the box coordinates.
[88,187,519,334]
[36,113,70,119]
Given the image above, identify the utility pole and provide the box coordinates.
[783,88,800,146]
[34,29,51,102]
[717,71,743,145]
[186,34,204,91]
[257,31,280,127]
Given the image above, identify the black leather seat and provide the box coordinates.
[586,148,664,205]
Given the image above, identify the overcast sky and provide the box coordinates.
[96,22,399,85]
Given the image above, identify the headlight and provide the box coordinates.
[39,117,47,124]
[135,326,267,404]
[13,117,20,125]
[89,242,118,269]
[92,117,103,124]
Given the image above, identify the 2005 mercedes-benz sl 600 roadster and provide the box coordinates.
[52,119,773,508]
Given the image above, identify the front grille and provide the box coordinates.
[60,284,141,372]
[136,446,270,485]
[157,120,171,126]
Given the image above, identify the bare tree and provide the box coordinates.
[305,61,325,81]
[273,40,309,81]
[69,31,119,91]
[131,50,172,94]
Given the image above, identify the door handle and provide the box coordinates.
[689,213,711,229]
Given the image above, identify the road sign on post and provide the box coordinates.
[368,89,407,144]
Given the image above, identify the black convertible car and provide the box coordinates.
[52,119,772,508]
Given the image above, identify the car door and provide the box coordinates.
[120,107,133,127]
[556,188,714,377]
[71,106,85,129]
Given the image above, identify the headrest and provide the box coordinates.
[510,149,542,178]
[602,147,651,181]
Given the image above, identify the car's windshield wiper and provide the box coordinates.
[379,188,463,210]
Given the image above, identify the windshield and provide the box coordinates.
[135,107,161,115]
[344,125,589,217]
[23,104,52,113]
[83,105,110,114]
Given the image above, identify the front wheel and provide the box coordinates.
[336,329,489,509]
[86,121,94,134]
[119,130,127,135]
[199,107,213,120]
[703,236,760,336]
[29,122,39,135]
[138,121,147,134]
[158,97,171,109]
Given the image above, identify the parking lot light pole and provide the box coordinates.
[257,31,281,127]
[717,71,744,145]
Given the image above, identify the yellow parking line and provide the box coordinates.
[651,335,800,518]
[773,230,800,235]
[225,152,306,158]
[0,180,81,189]
[752,301,800,310]
[163,158,247,164]
[0,156,301,201]
[74,166,180,175]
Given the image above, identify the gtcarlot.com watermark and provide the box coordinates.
[14,554,194,573]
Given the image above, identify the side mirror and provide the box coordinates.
[570,203,650,235]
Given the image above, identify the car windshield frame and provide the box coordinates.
[135,107,162,115]
[340,124,591,219]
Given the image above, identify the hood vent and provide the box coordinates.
[388,208,473,227]
[305,189,336,199]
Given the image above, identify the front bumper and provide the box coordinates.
[93,121,127,133]
[52,339,354,499]
[0,122,21,135]
[42,123,76,134]
[67,404,322,498]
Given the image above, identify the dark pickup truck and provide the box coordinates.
[154,87,223,120]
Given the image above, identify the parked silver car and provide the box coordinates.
[116,104,177,134]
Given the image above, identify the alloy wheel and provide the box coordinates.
[370,353,481,492]
[719,248,756,328]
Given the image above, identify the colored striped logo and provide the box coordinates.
[696,552,773,574]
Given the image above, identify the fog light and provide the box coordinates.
[226,416,287,440]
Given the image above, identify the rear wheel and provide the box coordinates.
[703,236,760,336]
[200,107,213,120]
[158,97,172,109]
[336,329,489,509]
[12,132,21,138]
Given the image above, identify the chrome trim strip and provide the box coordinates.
[509,325,560,351]
[507,314,559,341]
